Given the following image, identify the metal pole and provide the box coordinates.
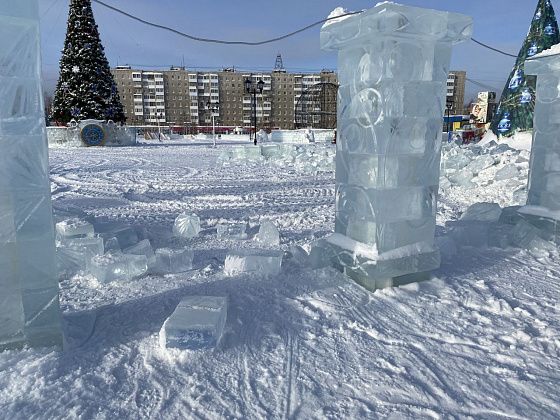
[253,90,257,145]
[212,110,216,148]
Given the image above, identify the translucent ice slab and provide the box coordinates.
[160,296,228,350]
[55,218,94,239]
[255,221,281,246]
[216,223,248,240]
[124,239,156,268]
[224,249,283,276]
[87,251,148,283]
[153,248,194,274]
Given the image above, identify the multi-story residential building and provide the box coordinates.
[446,70,467,115]
[113,65,467,129]
[113,65,336,130]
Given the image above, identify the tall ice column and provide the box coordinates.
[0,1,62,349]
[524,51,560,224]
[319,4,473,290]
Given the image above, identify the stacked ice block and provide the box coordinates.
[0,0,62,350]
[524,50,560,238]
[320,3,473,290]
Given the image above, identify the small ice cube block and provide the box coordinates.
[160,296,228,350]
[224,249,283,276]
[216,223,248,239]
[173,212,201,239]
[154,248,194,274]
[87,252,148,283]
[255,221,280,246]
[460,203,502,222]
[55,218,94,239]
[104,237,120,252]
[495,164,519,181]
[124,239,156,267]
[57,236,104,274]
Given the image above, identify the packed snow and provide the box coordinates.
[1,137,559,418]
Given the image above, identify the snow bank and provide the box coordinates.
[478,130,533,151]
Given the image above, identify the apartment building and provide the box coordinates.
[446,70,467,115]
[113,66,467,128]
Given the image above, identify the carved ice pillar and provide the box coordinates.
[320,4,473,290]
[524,53,560,220]
[0,1,62,350]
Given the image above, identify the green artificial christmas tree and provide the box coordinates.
[51,0,125,124]
[491,0,560,137]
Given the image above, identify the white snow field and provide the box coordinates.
[1,138,559,419]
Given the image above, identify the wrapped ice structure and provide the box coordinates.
[160,296,228,350]
[319,3,473,290]
[525,52,560,219]
[0,1,63,350]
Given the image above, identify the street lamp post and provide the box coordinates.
[156,112,163,142]
[245,77,265,145]
[206,101,219,148]
[446,101,454,142]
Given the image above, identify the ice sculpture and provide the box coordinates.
[0,0,62,350]
[524,50,560,233]
[320,3,473,290]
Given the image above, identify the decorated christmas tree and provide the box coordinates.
[491,0,559,137]
[51,0,125,124]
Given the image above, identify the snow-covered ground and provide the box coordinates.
[1,137,559,418]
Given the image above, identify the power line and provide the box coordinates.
[92,0,361,46]
[470,38,518,58]
[90,0,539,62]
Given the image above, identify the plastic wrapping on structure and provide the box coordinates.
[0,0,62,350]
[319,3,473,290]
[525,51,560,216]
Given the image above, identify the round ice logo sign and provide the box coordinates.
[81,124,106,146]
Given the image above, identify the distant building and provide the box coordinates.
[112,64,463,129]
[112,65,338,130]
[446,70,467,115]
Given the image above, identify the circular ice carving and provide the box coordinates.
[336,185,376,223]
[81,124,106,147]
[340,122,375,154]
[356,51,383,87]
[388,42,423,81]
[355,88,382,127]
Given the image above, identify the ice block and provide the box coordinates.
[0,0,62,350]
[320,3,473,290]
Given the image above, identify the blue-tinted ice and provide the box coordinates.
[319,3,473,290]
[160,296,228,350]
[0,0,62,350]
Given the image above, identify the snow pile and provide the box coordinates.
[478,129,533,151]
[218,144,335,174]
[440,140,530,206]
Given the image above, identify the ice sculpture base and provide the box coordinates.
[312,234,439,291]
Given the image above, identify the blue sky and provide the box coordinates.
[39,0,549,101]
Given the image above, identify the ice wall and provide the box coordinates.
[320,3,473,290]
[525,52,560,215]
[0,1,62,350]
